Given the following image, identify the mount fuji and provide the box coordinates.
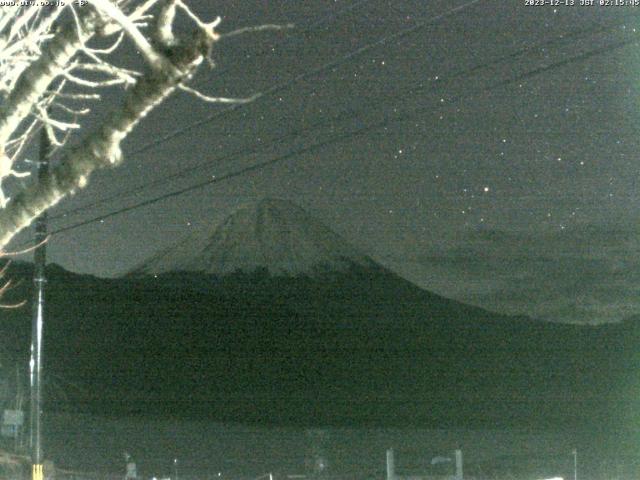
[130,198,375,276]
[0,199,635,430]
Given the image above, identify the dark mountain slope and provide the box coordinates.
[0,261,634,431]
[0,200,634,430]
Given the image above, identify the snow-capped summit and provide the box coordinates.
[131,198,374,276]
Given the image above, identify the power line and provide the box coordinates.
[194,0,374,87]
[429,19,635,86]
[121,0,483,160]
[50,17,636,222]
[46,1,387,221]
[49,0,483,222]
[49,108,356,221]
[44,35,639,239]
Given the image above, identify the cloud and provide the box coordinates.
[381,224,640,324]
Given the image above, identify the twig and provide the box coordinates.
[220,23,294,40]
[178,84,260,104]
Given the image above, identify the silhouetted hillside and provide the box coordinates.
[0,261,635,432]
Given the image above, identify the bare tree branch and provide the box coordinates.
[88,0,166,69]
[219,23,294,40]
[0,0,274,255]
[178,84,260,104]
[0,7,101,149]
[0,19,218,249]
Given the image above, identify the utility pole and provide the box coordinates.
[572,448,578,480]
[30,126,49,480]
[454,450,463,480]
[386,449,395,480]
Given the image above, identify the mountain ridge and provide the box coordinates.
[0,259,634,430]
[130,198,375,277]
[0,200,635,429]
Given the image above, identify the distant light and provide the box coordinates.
[539,477,563,480]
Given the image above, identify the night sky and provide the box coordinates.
[7,0,640,324]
